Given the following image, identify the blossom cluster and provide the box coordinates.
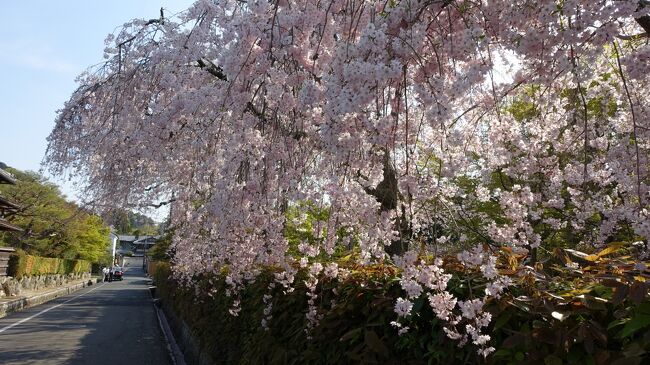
[391,247,511,356]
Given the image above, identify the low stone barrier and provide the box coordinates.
[0,277,98,318]
[1,272,91,297]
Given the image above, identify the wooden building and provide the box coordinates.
[0,167,21,277]
[0,167,21,232]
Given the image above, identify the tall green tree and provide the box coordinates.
[0,168,110,262]
[103,208,159,235]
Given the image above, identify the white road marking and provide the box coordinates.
[0,282,106,334]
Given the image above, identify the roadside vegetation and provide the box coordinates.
[103,208,161,236]
[0,166,111,266]
[153,240,649,364]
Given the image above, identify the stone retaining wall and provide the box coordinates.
[1,272,91,297]
[0,278,98,318]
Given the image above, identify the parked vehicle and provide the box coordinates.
[113,266,124,281]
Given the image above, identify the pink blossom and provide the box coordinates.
[394,298,413,317]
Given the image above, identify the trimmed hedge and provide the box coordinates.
[8,250,91,278]
[153,246,650,365]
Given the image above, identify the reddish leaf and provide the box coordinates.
[629,282,648,304]
[594,350,611,365]
[532,327,556,345]
[502,333,525,349]
[612,285,629,305]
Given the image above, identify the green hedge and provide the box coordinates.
[153,247,650,365]
[8,250,91,278]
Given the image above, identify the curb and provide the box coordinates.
[157,300,215,365]
[149,284,187,365]
[0,278,99,319]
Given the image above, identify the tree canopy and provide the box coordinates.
[0,167,111,263]
[103,208,159,235]
[45,0,650,355]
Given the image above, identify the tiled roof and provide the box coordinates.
[0,169,16,185]
[133,235,159,244]
[0,218,22,232]
[0,195,20,211]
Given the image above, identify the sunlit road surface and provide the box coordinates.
[0,265,171,365]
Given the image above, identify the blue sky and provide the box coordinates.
[0,0,195,202]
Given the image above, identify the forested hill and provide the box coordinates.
[103,209,159,236]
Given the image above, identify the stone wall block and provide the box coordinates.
[34,276,43,291]
[2,279,21,296]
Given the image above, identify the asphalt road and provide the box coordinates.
[0,265,171,365]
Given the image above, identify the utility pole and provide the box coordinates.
[109,231,118,266]
[142,237,148,273]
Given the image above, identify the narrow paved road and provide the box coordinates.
[0,265,171,365]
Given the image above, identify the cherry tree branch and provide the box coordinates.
[197,58,227,81]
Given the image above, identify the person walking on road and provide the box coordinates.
[108,266,114,282]
[102,267,109,282]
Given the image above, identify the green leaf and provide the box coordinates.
[340,327,362,342]
[544,354,563,365]
[637,303,650,315]
[617,314,650,338]
[493,311,513,330]
[492,349,511,358]
[364,330,389,358]
[607,318,628,331]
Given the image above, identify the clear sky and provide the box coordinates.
[0,0,195,203]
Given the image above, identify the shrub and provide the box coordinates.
[154,244,650,364]
[8,250,91,278]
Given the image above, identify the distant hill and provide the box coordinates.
[103,209,159,235]
[0,162,8,169]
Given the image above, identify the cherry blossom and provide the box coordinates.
[45,0,650,356]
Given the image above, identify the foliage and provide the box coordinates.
[149,230,173,261]
[0,167,111,263]
[487,243,650,365]
[8,250,91,278]
[154,242,650,364]
[102,208,159,235]
[284,201,354,259]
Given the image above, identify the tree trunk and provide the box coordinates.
[363,150,409,257]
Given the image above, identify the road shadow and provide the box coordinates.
[0,267,171,365]
[66,267,171,365]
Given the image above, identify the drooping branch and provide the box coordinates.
[148,199,176,208]
[616,32,648,40]
[636,0,650,34]
[197,57,228,81]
